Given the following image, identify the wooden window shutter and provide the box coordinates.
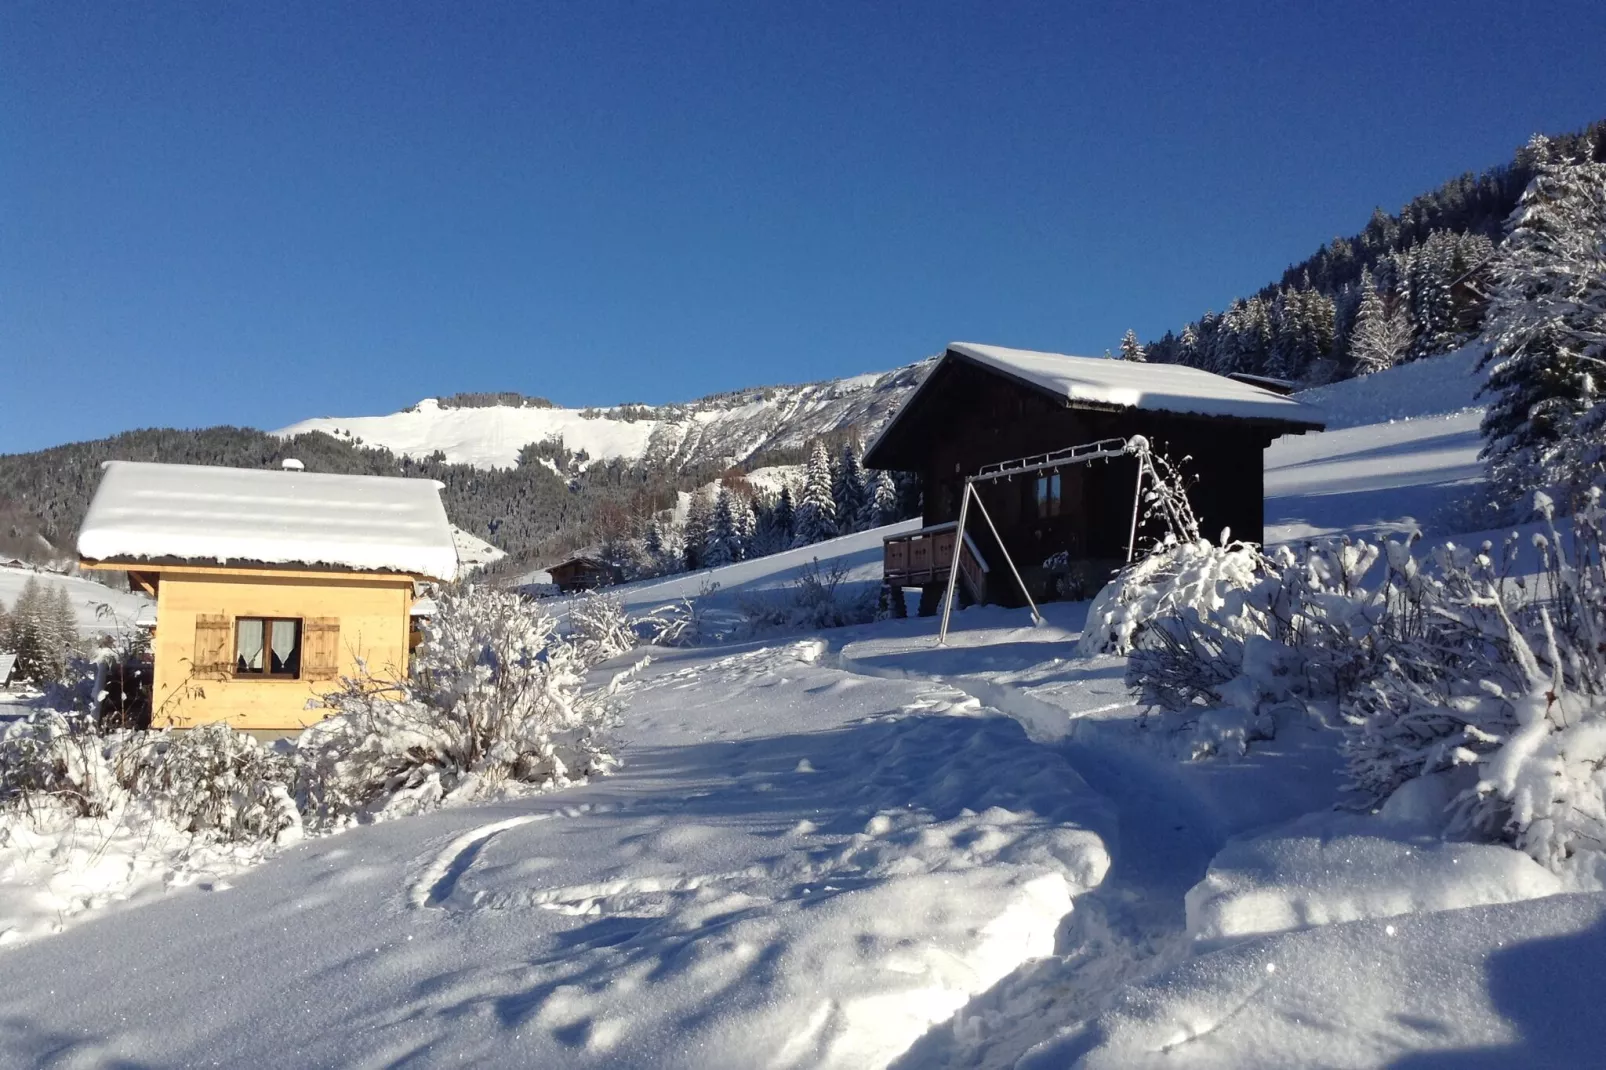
[303,618,342,681]
[192,614,232,677]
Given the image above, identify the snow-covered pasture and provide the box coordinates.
[0,566,151,635]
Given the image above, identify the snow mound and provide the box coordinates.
[1023,892,1606,1069]
[1185,809,1565,947]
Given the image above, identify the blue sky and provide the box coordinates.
[3,1,1603,454]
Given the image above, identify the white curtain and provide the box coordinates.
[270,620,299,673]
[236,619,264,672]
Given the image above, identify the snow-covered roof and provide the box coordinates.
[945,343,1324,426]
[77,461,458,579]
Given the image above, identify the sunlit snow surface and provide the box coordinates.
[5,346,1601,1069]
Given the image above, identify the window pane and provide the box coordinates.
[236,619,264,673]
[270,620,301,676]
[1049,473,1062,517]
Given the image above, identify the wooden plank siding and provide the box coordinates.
[148,568,415,730]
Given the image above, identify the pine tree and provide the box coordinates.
[793,442,839,546]
[703,489,737,568]
[1479,137,1606,510]
[832,443,866,534]
[1119,329,1147,362]
[863,468,899,528]
[1349,267,1412,374]
[643,518,664,559]
[772,485,796,545]
[683,488,714,570]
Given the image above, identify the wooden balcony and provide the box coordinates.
[883,522,988,603]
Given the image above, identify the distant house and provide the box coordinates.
[0,652,16,689]
[77,461,459,731]
[864,343,1324,612]
[546,556,620,593]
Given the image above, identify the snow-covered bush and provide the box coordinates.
[0,712,119,819]
[300,585,619,822]
[0,713,297,842]
[1077,536,1264,657]
[116,725,300,842]
[569,590,637,665]
[46,624,154,730]
[633,598,705,647]
[738,558,876,633]
[1119,536,1382,751]
[1347,490,1606,871]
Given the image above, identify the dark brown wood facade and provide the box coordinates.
[547,557,620,593]
[865,350,1322,609]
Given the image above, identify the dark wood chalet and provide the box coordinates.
[863,343,1325,613]
[547,555,622,593]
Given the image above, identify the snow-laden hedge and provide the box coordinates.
[0,713,300,842]
[1097,485,1606,873]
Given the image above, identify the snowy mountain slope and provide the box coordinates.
[0,566,151,633]
[275,363,931,472]
[1264,347,1492,543]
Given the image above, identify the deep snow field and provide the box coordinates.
[6,348,1603,1068]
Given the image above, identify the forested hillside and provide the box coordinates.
[0,427,696,571]
[1136,120,1606,385]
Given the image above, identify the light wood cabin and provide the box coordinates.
[81,563,418,730]
[77,461,460,732]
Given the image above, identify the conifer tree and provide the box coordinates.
[1349,267,1412,374]
[683,488,714,570]
[864,468,899,528]
[793,442,839,546]
[772,485,796,545]
[1479,137,1606,509]
[1118,329,1147,362]
[832,443,866,534]
[703,489,737,568]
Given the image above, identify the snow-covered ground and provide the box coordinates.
[5,348,1599,1068]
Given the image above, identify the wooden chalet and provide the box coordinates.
[547,555,621,593]
[77,461,459,731]
[864,343,1325,613]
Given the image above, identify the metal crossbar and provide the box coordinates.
[971,437,1133,483]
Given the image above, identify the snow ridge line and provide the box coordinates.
[409,815,547,909]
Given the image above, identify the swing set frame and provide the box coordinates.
[936,434,1158,645]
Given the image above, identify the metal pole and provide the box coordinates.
[937,482,973,645]
[1126,453,1146,563]
[968,482,1042,625]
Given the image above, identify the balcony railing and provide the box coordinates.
[883,522,988,603]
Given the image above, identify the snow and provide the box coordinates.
[8,348,1605,1067]
[0,641,1113,1066]
[0,565,152,634]
[942,342,1324,425]
[451,525,507,572]
[280,398,662,471]
[76,461,459,580]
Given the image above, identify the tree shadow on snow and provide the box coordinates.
[1389,903,1606,1070]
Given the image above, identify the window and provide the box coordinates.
[234,617,302,678]
[1034,472,1062,518]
